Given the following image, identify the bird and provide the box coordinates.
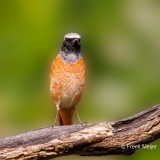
[50,33,85,126]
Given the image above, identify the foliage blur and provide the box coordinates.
[0,0,160,159]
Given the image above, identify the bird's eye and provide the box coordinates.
[65,38,69,42]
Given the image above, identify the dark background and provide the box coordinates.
[0,0,159,159]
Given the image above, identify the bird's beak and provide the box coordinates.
[71,39,79,43]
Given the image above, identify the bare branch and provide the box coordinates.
[0,104,160,159]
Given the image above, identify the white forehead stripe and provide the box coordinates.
[64,33,81,39]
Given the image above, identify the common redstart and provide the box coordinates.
[50,33,85,126]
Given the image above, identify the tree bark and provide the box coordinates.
[0,104,160,160]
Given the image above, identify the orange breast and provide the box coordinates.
[50,54,85,109]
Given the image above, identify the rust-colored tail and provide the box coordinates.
[58,108,74,125]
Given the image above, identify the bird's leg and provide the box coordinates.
[52,108,59,128]
[75,107,82,125]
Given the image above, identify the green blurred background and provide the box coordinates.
[0,0,159,159]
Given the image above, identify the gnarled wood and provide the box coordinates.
[0,104,159,159]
